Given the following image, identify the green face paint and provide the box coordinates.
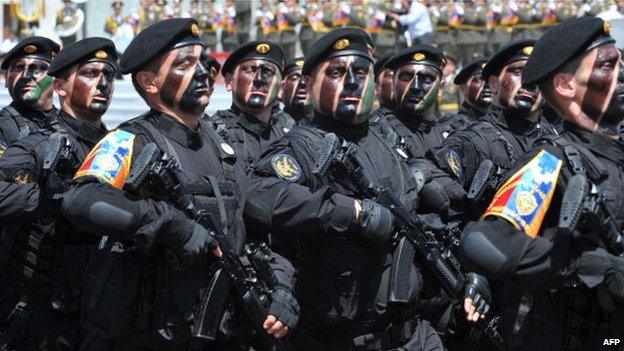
[23,75,53,104]
[358,70,375,118]
[266,70,282,107]
[413,79,439,112]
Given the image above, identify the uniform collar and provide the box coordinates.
[458,101,486,121]
[311,112,369,140]
[230,104,273,137]
[150,109,203,149]
[488,105,543,137]
[564,121,624,164]
[396,112,436,133]
[57,109,107,145]
[10,101,57,124]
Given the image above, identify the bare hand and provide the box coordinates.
[464,297,485,323]
[212,246,223,258]
[263,314,290,339]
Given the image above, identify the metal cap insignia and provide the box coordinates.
[604,21,611,35]
[191,23,200,37]
[256,43,270,54]
[296,59,304,67]
[522,46,533,56]
[333,38,349,50]
[24,45,37,54]
[95,50,108,60]
[413,52,426,61]
[210,66,218,78]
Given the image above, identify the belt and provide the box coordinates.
[321,318,418,351]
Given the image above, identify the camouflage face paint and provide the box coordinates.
[580,44,620,124]
[394,63,441,116]
[312,55,374,125]
[466,72,491,108]
[233,59,281,111]
[65,61,116,119]
[281,68,310,114]
[159,45,211,114]
[378,68,396,109]
[497,60,541,114]
[602,55,624,129]
[7,57,53,108]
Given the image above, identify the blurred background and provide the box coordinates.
[0,0,623,127]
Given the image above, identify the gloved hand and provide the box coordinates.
[158,221,220,269]
[355,199,395,245]
[578,250,624,302]
[463,272,492,322]
[265,287,300,338]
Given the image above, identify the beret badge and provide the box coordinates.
[24,45,37,54]
[413,52,426,61]
[191,23,200,37]
[210,66,218,78]
[95,50,108,60]
[333,38,350,50]
[256,43,270,54]
[521,46,533,56]
[604,21,611,35]
[481,63,486,68]
[296,59,304,67]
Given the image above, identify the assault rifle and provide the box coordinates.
[43,132,78,177]
[125,143,290,350]
[559,174,624,256]
[313,133,504,350]
[467,159,503,216]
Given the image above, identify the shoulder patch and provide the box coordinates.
[271,153,301,181]
[11,168,35,184]
[0,140,6,158]
[483,149,562,238]
[74,129,135,189]
[445,148,463,178]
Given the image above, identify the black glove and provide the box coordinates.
[269,287,300,329]
[578,250,624,301]
[159,221,219,269]
[356,199,395,245]
[464,272,492,317]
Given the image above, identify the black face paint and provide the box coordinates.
[394,63,440,117]
[601,55,624,129]
[233,59,281,111]
[179,51,210,114]
[7,57,53,108]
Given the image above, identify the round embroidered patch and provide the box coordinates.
[271,153,301,181]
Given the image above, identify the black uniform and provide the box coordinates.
[428,106,556,215]
[437,101,487,136]
[377,113,447,160]
[0,103,58,153]
[245,114,443,350]
[0,110,107,349]
[461,122,624,350]
[209,105,294,174]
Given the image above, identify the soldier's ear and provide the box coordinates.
[224,72,233,92]
[552,72,576,100]
[136,70,158,95]
[53,78,68,97]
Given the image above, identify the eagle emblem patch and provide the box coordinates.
[271,153,301,181]
[483,149,562,238]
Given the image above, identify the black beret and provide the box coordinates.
[284,56,305,76]
[205,54,221,81]
[523,17,615,86]
[482,39,535,78]
[385,44,446,73]
[453,58,488,85]
[374,52,394,80]
[222,41,285,74]
[302,27,374,76]
[112,1,123,7]
[48,37,118,77]
[1,36,60,70]
[120,18,203,74]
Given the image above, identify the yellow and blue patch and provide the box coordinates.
[483,150,562,238]
[74,129,135,189]
[271,153,301,182]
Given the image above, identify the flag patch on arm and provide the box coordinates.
[483,149,562,238]
[74,129,135,189]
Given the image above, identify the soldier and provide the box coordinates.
[279,57,313,125]
[244,27,447,351]
[460,17,624,350]
[104,1,125,37]
[221,0,239,52]
[61,19,298,349]
[438,50,460,116]
[276,0,300,59]
[0,37,60,154]
[428,40,556,216]
[191,0,218,52]
[376,45,449,160]
[209,41,294,176]
[299,0,325,55]
[0,37,117,350]
[236,0,252,44]
[437,58,491,134]
[369,52,395,123]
